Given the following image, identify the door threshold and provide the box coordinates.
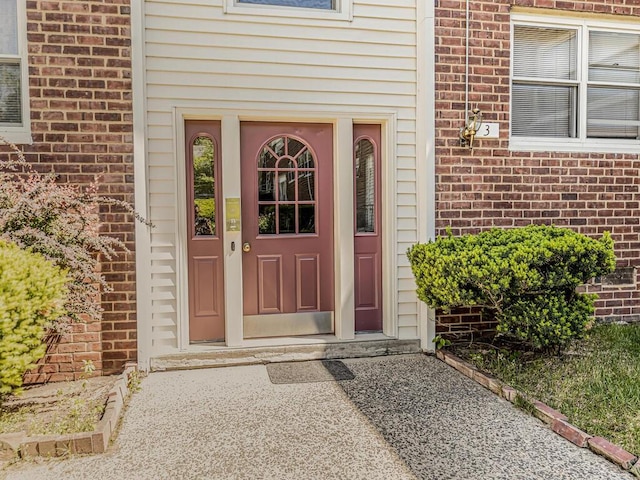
[150,336,421,372]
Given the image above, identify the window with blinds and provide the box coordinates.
[588,31,640,139]
[512,19,640,143]
[0,0,23,127]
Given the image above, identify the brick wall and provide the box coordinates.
[1,0,136,379]
[434,0,640,335]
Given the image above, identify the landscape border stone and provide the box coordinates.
[0,362,137,463]
[435,350,639,475]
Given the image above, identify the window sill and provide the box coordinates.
[510,138,640,154]
[0,130,33,146]
[223,1,353,21]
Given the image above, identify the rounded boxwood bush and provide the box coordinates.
[407,225,616,351]
[0,240,68,397]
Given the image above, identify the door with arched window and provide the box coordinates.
[240,122,334,338]
[185,120,225,342]
[354,124,382,331]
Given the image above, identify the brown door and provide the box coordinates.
[185,120,225,342]
[354,124,383,331]
[240,122,334,338]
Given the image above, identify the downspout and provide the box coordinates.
[465,0,470,117]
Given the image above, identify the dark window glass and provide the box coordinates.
[256,135,317,235]
[238,0,334,10]
[355,139,375,233]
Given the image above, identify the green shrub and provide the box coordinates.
[0,135,148,333]
[407,225,616,351]
[0,240,68,397]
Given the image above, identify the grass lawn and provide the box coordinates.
[453,323,640,455]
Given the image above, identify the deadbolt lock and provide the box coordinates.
[242,242,251,253]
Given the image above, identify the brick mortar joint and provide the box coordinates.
[434,350,639,471]
[0,363,138,460]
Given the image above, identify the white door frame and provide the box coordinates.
[173,107,398,351]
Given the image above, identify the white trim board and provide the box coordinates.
[131,0,153,372]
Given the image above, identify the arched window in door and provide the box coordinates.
[257,135,317,235]
[354,138,376,233]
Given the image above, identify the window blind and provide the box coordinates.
[588,31,640,138]
[0,63,22,125]
[513,25,577,80]
[512,25,578,137]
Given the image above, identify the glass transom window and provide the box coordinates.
[511,15,640,151]
[237,0,334,9]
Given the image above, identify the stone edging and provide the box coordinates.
[0,362,137,462]
[436,350,640,478]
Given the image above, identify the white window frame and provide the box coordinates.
[510,13,640,153]
[223,0,353,22]
[0,0,31,144]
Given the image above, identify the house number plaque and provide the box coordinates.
[225,198,241,232]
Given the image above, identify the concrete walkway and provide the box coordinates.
[3,354,633,480]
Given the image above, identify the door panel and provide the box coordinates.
[354,124,383,331]
[257,255,283,314]
[241,122,334,338]
[296,254,320,311]
[186,120,225,342]
[193,256,220,316]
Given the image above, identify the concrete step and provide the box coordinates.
[150,339,422,371]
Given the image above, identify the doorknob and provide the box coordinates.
[242,242,251,253]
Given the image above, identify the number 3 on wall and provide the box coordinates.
[477,122,499,139]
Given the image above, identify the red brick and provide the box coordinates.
[532,401,567,425]
[552,420,592,448]
[588,437,638,470]
[10,0,136,382]
[434,0,640,335]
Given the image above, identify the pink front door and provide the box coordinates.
[185,120,225,342]
[354,124,383,331]
[240,122,334,338]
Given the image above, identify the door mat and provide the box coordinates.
[266,360,355,384]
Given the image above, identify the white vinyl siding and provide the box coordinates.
[144,0,419,352]
[511,13,640,153]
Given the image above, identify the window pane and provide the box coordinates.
[512,84,577,137]
[278,172,295,201]
[238,0,334,10]
[268,137,285,156]
[297,150,314,169]
[513,26,577,80]
[276,158,296,169]
[258,150,277,169]
[287,137,305,158]
[258,205,276,235]
[258,171,275,201]
[355,139,375,233]
[588,87,640,139]
[0,63,21,125]
[279,204,295,234]
[298,171,314,201]
[589,31,640,84]
[192,136,216,236]
[299,205,315,234]
[0,0,18,54]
